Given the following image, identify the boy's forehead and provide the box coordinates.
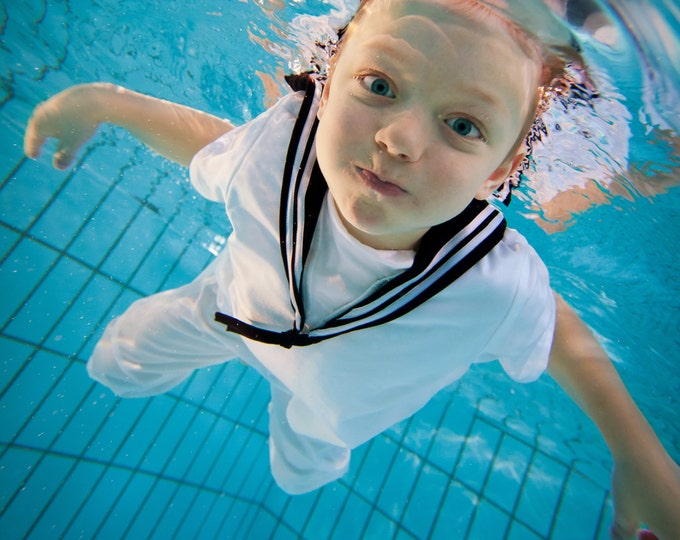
[358,0,517,39]
[342,0,541,136]
[350,0,538,77]
[352,0,533,60]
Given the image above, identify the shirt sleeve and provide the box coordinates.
[189,91,304,203]
[481,229,557,382]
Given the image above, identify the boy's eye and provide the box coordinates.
[446,117,482,139]
[361,75,395,98]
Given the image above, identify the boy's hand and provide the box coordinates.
[610,455,680,540]
[24,84,105,169]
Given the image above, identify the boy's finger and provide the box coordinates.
[23,120,47,159]
[52,128,93,169]
[53,145,76,170]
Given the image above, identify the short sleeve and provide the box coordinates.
[481,230,556,382]
[189,91,304,203]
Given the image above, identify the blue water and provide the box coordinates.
[0,1,678,539]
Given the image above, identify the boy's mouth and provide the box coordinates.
[356,166,407,196]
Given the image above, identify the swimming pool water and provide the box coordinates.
[0,1,678,539]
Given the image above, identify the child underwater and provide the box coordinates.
[23,0,680,537]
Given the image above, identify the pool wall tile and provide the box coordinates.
[141,401,195,473]
[550,470,608,540]
[29,173,109,251]
[5,256,91,344]
[147,484,199,540]
[179,363,229,408]
[0,224,20,261]
[268,522,299,540]
[330,486,372,540]
[0,131,27,185]
[129,228,189,294]
[394,526,419,540]
[401,392,448,455]
[115,397,175,469]
[26,459,103,540]
[281,489,319,533]
[454,417,503,493]
[597,498,615,539]
[53,383,118,456]
[428,397,475,474]
[98,471,156,538]
[239,383,270,431]
[14,360,92,448]
[163,409,217,479]
[506,520,545,540]
[185,416,235,484]
[514,452,568,537]
[0,238,60,329]
[466,498,510,540]
[199,494,243,539]
[484,434,534,513]
[354,436,398,501]
[75,137,142,189]
[0,337,35,395]
[172,488,216,540]
[429,481,478,539]
[262,482,291,519]
[161,238,216,290]
[400,463,450,538]
[78,397,148,462]
[98,288,144,327]
[240,509,278,539]
[376,445,421,521]
[0,453,73,539]
[227,438,270,500]
[0,159,71,232]
[123,477,177,540]
[66,187,139,267]
[0,350,69,442]
[301,484,345,539]
[362,510,398,539]
[44,273,124,356]
[99,207,167,284]
[0,446,42,514]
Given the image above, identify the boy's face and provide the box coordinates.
[315,0,540,250]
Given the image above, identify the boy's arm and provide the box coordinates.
[548,294,680,540]
[24,83,234,169]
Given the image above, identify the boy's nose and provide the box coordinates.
[375,112,427,162]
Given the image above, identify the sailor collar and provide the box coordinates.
[215,75,507,348]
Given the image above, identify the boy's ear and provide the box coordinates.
[475,151,526,200]
[318,50,342,119]
[318,79,332,119]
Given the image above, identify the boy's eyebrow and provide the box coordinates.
[451,83,508,115]
[362,35,427,69]
[361,35,509,115]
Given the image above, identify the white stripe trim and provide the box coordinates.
[337,207,501,320]
[284,83,323,329]
[306,212,504,338]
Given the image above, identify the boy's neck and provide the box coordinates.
[331,198,424,251]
